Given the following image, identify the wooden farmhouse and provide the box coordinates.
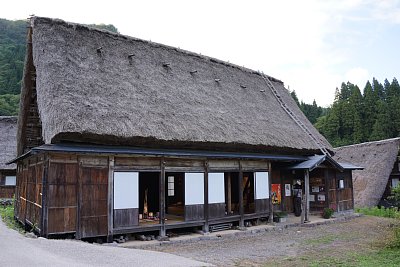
[335,138,400,208]
[0,116,17,200]
[12,17,359,240]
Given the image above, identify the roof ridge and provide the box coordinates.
[335,137,400,149]
[31,16,284,84]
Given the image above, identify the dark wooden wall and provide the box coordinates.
[47,161,77,234]
[15,156,44,232]
[0,170,16,199]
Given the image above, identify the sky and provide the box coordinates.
[1,0,399,106]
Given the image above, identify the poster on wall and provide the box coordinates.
[311,186,319,193]
[285,184,291,196]
[317,194,326,201]
[271,184,281,204]
[309,194,315,202]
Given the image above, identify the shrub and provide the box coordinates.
[356,207,400,219]
[322,208,334,219]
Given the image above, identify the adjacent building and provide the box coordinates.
[0,116,17,200]
[335,138,400,208]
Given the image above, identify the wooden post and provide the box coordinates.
[40,156,49,237]
[239,161,244,227]
[304,169,310,222]
[204,160,209,233]
[227,173,232,214]
[76,161,83,240]
[160,158,166,237]
[107,156,114,243]
[268,162,273,223]
[349,171,355,211]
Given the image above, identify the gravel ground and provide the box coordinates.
[0,216,211,267]
[145,216,398,266]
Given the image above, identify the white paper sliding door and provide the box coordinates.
[185,173,204,205]
[208,173,225,204]
[255,172,269,199]
[113,172,139,228]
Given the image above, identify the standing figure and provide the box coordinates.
[293,180,302,217]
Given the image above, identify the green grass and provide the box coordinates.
[307,247,400,267]
[356,206,400,219]
[0,202,25,233]
[302,234,337,245]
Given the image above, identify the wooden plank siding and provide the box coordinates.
[47,162,78,234]
[78,163,108,238]
[15,153,283,238]
[0,170,16,199]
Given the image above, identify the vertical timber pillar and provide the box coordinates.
[268,162,273,223]
[304,169,310,222]
[203,160,209,233]
[107,156,114,243]
[41,156,49,237]
[239,160,244,227]
[160,158,166,237]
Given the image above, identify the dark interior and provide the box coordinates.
[165,172,185,219]
[243,172,255,214]
[224,172,240,215]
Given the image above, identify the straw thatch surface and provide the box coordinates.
[334,138,400,207]
[21,17,332,154]
[0,116,17,170]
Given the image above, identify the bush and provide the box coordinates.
[356,206,400,219]
[322,208,334,219]
[0,199,24,233]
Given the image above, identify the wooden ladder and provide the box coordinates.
[260,73,331,156]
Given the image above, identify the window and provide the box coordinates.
[5,176,16,186]
[338,179,345,189]
[168,176,174,196]
[392,178,399,189]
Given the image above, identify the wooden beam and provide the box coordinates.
[76,161,83,240]
[349,170,355,210]
[268,162,273,223]
[159,158,166,237]
[203,160,209,233]
[238,161,244,227]
[304,169,310,222]
[226,173,232,214]
[107,156,114,243]
[40,155,49,237]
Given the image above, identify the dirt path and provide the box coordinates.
[0,215,210,267]
[146,216,398,266]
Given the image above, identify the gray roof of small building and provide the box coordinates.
[286,154,362,172]
[334,138,400,207]
[0,116,17,170]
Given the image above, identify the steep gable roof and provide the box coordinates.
[18,17,332,155]
[334,138,400,207]
[0,116,17,170]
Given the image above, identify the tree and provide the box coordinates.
[348,84,364,143]
[363,81,379,140]
[370,100,391,140]
[388,78,400,136]
[290,90,300,106]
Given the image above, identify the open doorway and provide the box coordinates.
[139,172,160,226]
[243,172,255,214]
[225,172,239,215]
[165,172,184,223]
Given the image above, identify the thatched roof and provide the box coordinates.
[0,116,17,170]
[334,138,400,207]
[19,17,332,155]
